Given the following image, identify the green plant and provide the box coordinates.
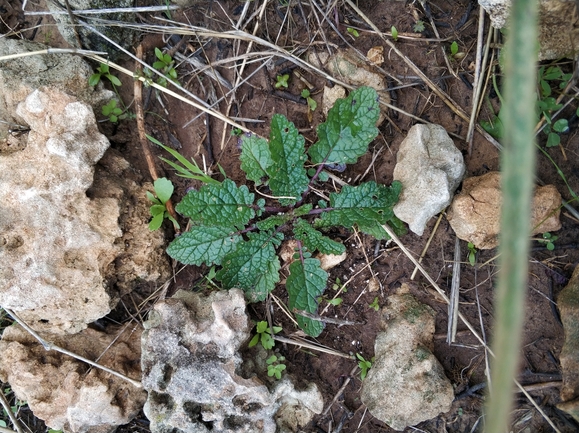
[536,65,572,147]
[266,355,286,379]
[301,88,317,112]
[151,47,179,87]
[147,178,179,231]
[467,242,477,266]
[368,296,380,311]
[537,232,558,250]
[275,73,290,89]
[450,41,459,57]
[89,63,122,88]
[165,87,405,337]
[101,99,134,123]
[249,321,282,350]
[413,20,425,32]
[346,27,359,38]
[356,353,374,380]
[0,387,25,429]
[391,26,398,42]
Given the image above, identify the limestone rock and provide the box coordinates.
[360,285,454,430]
[0,324,146,433]
[0,38,112,154]
[447,172,562,249]
[141,289,323,433]
[478,0,579,60]
[393,124,465,236]
[556,265,579,422]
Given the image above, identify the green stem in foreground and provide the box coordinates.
[484,0,538,432]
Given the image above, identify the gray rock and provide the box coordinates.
[0,324,146,433]
[360,284,454,431]
[393,124,465,236]
[478,0,579,60]
[141,289,323,433]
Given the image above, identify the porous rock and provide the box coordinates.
[447,172,562,249]
[478,0,579,60]
[360,284,454,431]
[141,289,323,433]
[393,124,465,236]
[0,324,146,433]
[0,38,112,154]
[556,265,579,422]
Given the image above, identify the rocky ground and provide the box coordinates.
[1,0,579,432]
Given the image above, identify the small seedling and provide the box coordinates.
[266,355,286,379]
[151,47,179,87]
[356,353,374,380]
[539,232,558,250]
[275,73,290,89]
[368,296,380,311]
[101,99,133,123]
[450,41,459,57]
[249,321,282,350]
[147,177,179,231]
[467,242,477,266]
[301,88,317,112]
[319,295,342,306]
[413,20,425,32]
[89,63,122,87]
[391,26,398,42]
[346,27,359,38]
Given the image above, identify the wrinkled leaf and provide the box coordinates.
[176,179,255,229]
[286,257,327,337]
[167,226,240,266]
[293,218,345,255]
[240,134,273,185]
[308,87,379,165]
[268,114,309,205]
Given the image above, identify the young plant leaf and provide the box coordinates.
[149,212,165,231]
[308,87,380,165]
[239,133,273,185]
[167,226,241,266]
[153,177,173,204]
[268,114,309,205]
[175,179,255,229]
[293,218,346,255]
[286,257,328,337]
[316,181,403,240]
[216,231,283,299]
[245,257,281,302]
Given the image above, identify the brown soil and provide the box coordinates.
[2,0,579,432]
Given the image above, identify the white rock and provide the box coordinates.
[393,124,465,236]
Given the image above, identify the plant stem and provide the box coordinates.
[484,0,538,431]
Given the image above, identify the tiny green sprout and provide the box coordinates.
[275,74,290,89]
[413,20,425,32]
[266,355,286,379]
[356,353,374,380]
[467,242,477,266]
[150,47,179,87]
[101,99,126,123]
[249,321,282,350]
[541,232,558,251]
[89,63,122,88]
[326,297,343,306]
[369,296,380,311]
[346,27,359,38]
[391,26,398,42]
[231,127,243,137]
[301,89,317,112]
[450,41,459,57]
[147,177,179,231]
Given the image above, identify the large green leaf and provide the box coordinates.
[167,226,240,266]
[308,86,380,165]
[239,134,273,185]
[293,218,345,255]
[316,181,403,240]
[287,257,327,337]
[175,179,255,229]
[216,231,283,295]
[268,114,309,205]
[245,257,281,302]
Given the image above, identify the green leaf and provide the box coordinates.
[293,219,345,255]
[391,26,398,41]
[149,204,166,216]
[155,47,163,61]
[268,114,309,205]
[316,181,403,239]
[553,118,569,133]
[99,64,109,74]
[167,226,241,266]
[107,74,122,87]
[149,212,164,231]
[546,132,560,147]
[89,73,101,87]
[256,214,289,231]
[286,257,328,337]
[248,334,259,348]
[240,134,273,185]
[175,179,255,229]
[308,87,380,165]
[216,231,283,299]
[450,41,459,56]
[293,204,313,217]
[154,177,174,204]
